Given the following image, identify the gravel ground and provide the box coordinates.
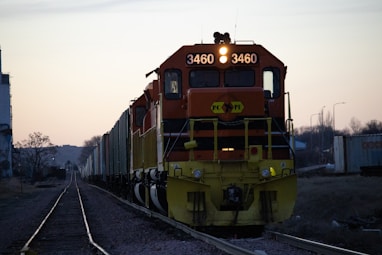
[5,174,374,255]
[81,183,314,255]
[0,176,228,255]
[0,178,67,254]
[81,183,228,255]
[0,176,314,255]
[271,175,382,255]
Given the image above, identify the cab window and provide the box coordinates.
[263,67,280,98]
[225,69,255,87]
[189,69,219,88]
[164,69,182,99]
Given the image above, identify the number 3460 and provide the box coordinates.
[231,53,257,64]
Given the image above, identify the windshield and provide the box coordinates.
[189,70,219,88]
[225,69,255,87]
[189,69,255,88]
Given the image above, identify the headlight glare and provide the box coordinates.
[219,46,228,55]
[219,55,228,64]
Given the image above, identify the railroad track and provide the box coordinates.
[92,185,370,255]
[20,172,109,255]
[268,231,369,255]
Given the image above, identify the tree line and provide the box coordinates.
[295,117,382,168]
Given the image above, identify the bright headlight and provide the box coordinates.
[219,46,228,55]
[219,55,228,64]
[219,46,228,64]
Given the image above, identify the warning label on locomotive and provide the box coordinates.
[211,101,244,114]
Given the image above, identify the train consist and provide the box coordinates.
[81,32,297,227]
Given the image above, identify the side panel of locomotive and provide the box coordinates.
[130,82,167,213]
[128,33,297,226]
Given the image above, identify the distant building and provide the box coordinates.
[295,140,307,151]
[0,48,12,177]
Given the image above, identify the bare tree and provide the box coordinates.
[349,117,362,135]
[324,111,333,128]
[78,135,101,166]
[15,132,57,181]
[362,120,382,134]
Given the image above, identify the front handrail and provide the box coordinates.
[189,118,219,160]
[188,117,273,161]
[163,119,189,161]
[244,117,273,160]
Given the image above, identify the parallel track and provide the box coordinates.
[268,231,369,255]
[91,185,265,255]
[20,172,109,255]
[91,185,370,255]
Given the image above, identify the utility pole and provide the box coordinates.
[320,106,326,163]
[310,113,320,150]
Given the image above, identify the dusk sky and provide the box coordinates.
[1,0,381,146]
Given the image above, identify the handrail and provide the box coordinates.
[188,117,274,161]
[164,116,294,163]
[189,118,218,160]
[163,119,189,161]
[244,117,273,160]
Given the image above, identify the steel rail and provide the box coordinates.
[20,172,109,255]
[75,173,110,255]
[20,173,74,255]
[91,184,263,255]
[268,231,370,255]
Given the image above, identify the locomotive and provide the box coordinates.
[82,32,297,227]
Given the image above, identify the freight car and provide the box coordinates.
[334,134,382,175]
[82,32,297,227]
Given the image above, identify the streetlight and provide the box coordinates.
[333,102,346,135]
[310,113,320,150]
[320,105,326,126]
[320,106,326,156]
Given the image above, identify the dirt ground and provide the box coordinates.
[270,175,382,255]
[1,175,381,254]
[0,177,36,199]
